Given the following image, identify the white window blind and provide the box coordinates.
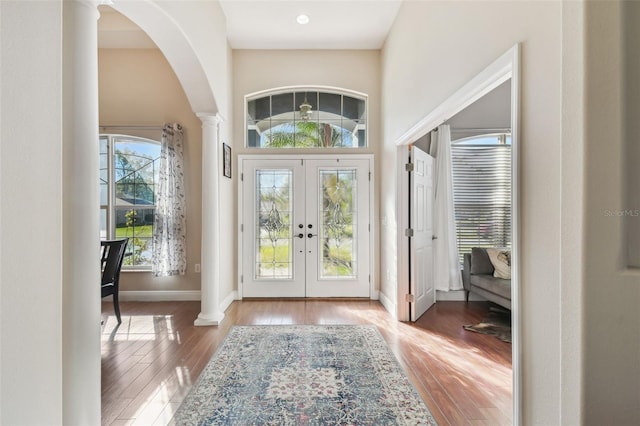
[451,143,511,263]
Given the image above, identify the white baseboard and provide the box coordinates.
[119,290,201,302]
[378,291,396,319]
[220,290,237,312]
[436,289,486,302]
[370,289,380,300]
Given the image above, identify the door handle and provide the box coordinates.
[432,235,438,240]
[307,233,317,238]
[298,233,304,239]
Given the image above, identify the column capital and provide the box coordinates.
[196,112,225,126]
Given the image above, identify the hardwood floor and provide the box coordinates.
[101,300,512,425]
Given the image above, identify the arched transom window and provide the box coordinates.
[246,88,367,148]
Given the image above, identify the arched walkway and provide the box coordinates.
[107,2,226,325]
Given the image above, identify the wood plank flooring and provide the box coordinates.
[101,300,512,425]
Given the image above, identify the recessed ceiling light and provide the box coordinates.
[296,14,310,25]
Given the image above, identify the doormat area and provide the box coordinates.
[171,325,437,425]
[463,306,512,343]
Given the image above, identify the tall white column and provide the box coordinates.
[195,113,225,326]
[62,0,101,424]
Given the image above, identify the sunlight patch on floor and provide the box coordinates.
[101,315,177,342]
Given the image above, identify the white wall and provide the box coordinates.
[381,1,562,424]
[560,2,585,423]
[1,1,64,423]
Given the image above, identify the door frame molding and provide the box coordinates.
[237,153,376,299]
[394,44,521,425]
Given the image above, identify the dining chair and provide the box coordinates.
[101,238,128,324]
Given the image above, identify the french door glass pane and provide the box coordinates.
[319,169,357,279]
[255,169,293,280]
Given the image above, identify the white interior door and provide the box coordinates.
[410,146,435,320]
[241,157,371,298]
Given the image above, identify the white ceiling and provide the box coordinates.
[219,0,403,49]
[448,80,512,131]
[98,1,403,50]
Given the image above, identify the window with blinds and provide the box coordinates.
[451,136,511,264]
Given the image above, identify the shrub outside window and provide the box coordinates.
[100,134,161,269]
[246,88,367,148]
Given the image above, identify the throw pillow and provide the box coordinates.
[470,247,494,275]
[487,248,511,279]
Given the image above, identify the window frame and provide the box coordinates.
[100,133,161,271]
[244,86,368,149]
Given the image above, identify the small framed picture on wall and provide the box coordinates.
[223,143,231,178]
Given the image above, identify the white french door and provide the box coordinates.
[240,157,371,298]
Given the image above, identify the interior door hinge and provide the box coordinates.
[405,294,415,303]
[405,163,414,172]
[240,274,243,283]
[368,171,371,181]
[240,224,243,232]
[241,172,244,182]
[369,274,371,283]
[405,228,414,237]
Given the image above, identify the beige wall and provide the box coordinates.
[232,50,381,294]
[381,1,562,424]
[99,48,202,292]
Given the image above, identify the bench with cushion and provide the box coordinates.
[462,247,511,310]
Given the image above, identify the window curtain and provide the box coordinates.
[153,123,187,276]
[429,124,463,291]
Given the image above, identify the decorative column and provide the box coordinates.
[195,113,225,326]
[62,0,101,424]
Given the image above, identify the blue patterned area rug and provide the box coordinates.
[171,325,437,425]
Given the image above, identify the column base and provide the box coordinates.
[194,311,225,326]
